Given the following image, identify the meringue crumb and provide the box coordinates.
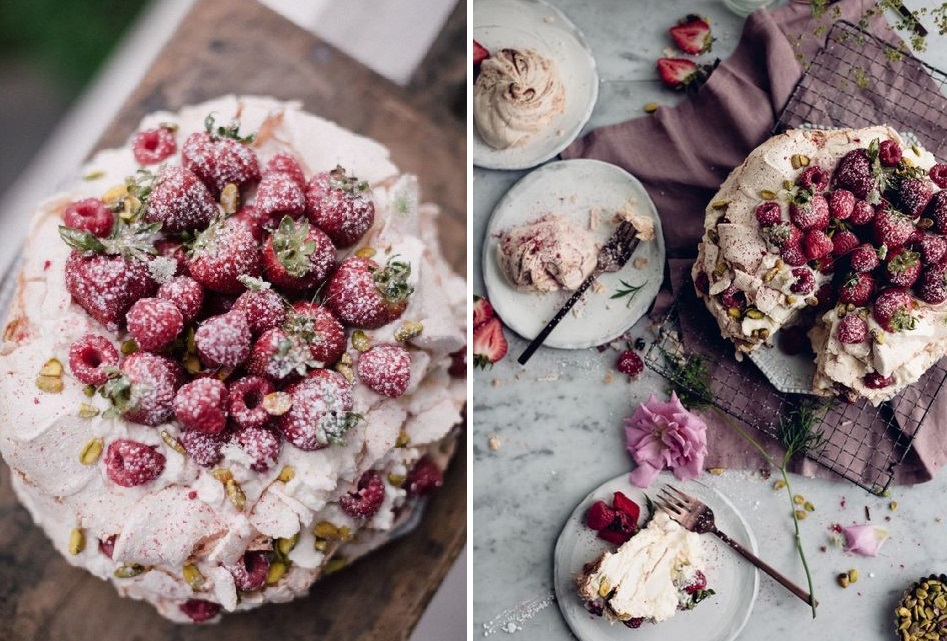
[488,435,502,451]
[492,379,502,387]
[544,15,555,23]
[603,371,615,384]
[556,129,564,137]
[633,257,649,269]
[589,209,600,231]
[536,372,560,382]
[569,194,578,204]
[591,281,605,294]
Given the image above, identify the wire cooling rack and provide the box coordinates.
[645,21,947,494]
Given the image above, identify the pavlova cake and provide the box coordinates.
[0,96,466,622]
[693,126,947,404]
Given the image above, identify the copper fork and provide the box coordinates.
[657,484,816,607]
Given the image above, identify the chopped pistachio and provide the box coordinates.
[890,501,899,511]
[83,384,96,397]
[225,478,246,511]
[745,308,764,320]
[643,102,659,113]
[711,200,729,210]
[794,509,808,520]
[727,307,742,319]
[837,573,850,588]
[792,494,805,505]
[388,473,406,487]
[351,330,371,352]
[314,540,328,552]
[707,467,725,475]
[161,430,187,455]
[276,534,300,558]
[335,362,355,383]
[266,560,287,585]
[212,468,233,483]
[394,320,424,342]
[78,403,100,419]
[395,430,410,448]
[760,189,778,200]
[79,438,104,465]
[220,183,239,214]
[36,375,64,394]
[83,170,106,181]
[598,579,611,597]
[804,501,815,512]
[121,339,138,356]
[848,568,859,583]
[277,465,295,483]
[102,184,128,206]
[313,521,340,540]
[69,528,85,555]
[114,564,145,578]
[40,358,63,377]
[183,355,202,375]
[323,557,348,574]
[354,247,377,259]
[183,563,204,590]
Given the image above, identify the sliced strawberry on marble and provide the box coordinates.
[473,40,490,66]
[656,58,714,91]
[473,295,496,327]
[473,317,507,369]
[668,14,714,55]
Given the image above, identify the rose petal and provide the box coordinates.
[842,524,888,557]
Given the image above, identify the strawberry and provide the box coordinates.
[898,177,933,219]
[838,271,875,307]
[872,204,915,248]
[473,40,490,66]
[831,229,859,257]
[109,352,185,426]
[878,139,902,167]
[227,375,274,430]
[767,222,802,249]
[357,344,412,398]
[833,148,874,200]
[228,551,270,592]
[616,350,644,378]
[126,297,184,352]
[837,314,868,344]
[233,285,285,336]
[684,570,708,594]
[173,378,229,435]
[473,317,507,368]
[289,302,347,366]
[668,14,713,55]
[179,428,228,468]
[255,171,305,219]
[145,165,219,234]
[262,216,336,293]
[884,247,922,287]
[863,372,895,389]
[179,600,221,623]
[754,201,781,227]
[803,229,833,260]
[916,263,947,304]
[849,243,880,272]
[181,114,261,196]
[656,58,715,91]
[926,191,947,235]
[339,470,386,519]
[278,369,356,450]
[929,164,947,188]
[612,491,640,523]
[873,287,917,332]
[914,233,947,266]
[780,243,807,267]
[828,189,855,220]
[324,256,413,329]
[597,507,636,545]
[155,239,190,276]
[231,205,273,242]
[797,166,830,193]
[157,275,204,325]
[195,310,252,369]
[849,199,876,225]
[104,439,166,487]
[473,295,496,327]
[187,218,262,294]
[131,126,176,165]
[63,198,114,238]
[68,334,119,386]
[233,425,281,473]
[304,166,375,248]
[789,267,816,295]
[64,253,157,330]
[246,328,313,381]
[586,500,616,531]
[405,456,444,498]
[789,194,829,230]
[264,152,307,190]
[812,252,835,275]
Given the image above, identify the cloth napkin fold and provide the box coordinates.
[562,0,947,485]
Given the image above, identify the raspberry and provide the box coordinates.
[339,470,386,519]
[849,243,880,272]
[929,163,947,188]
[131,126,177,165]
[256,172,305,218]
[754,201,781,227]
[120,352,184,426]
[104,439,166,487]
[173,378,228,434]
[838,272,875,307]
[145,165,219,234]
[278,370,354,450]
[623,618,645,629]
[179,599,221,623]
[195,310,252,369]
[179,428,228,468]
[864,372,895,389]
[789,267,816,294]
[781,242,807,267]
[797,165,830,192]
[837,314,868,344]
[126,297,183,352]
[685,570,708,594]
[233,287,286,336]
[831,229,859,257]
[849,199,876,225]
[789,195,829,230]
[68,334,119,385]
[227,375,274,429]
[899,177,933,219]
[98,535,116,559]
[234,425,281,472]
[448,347,466,378]
[305,166,375,248]
[803,229,833,260]
[357,344,411,398]
[616,350,644,378]
[878,139,902,167]
[63,198,114,238]
[585,500,616,531]
[828,189,855,220]
[719,285,745,310]
[290,302,347,366]
[264,152,307,189]
[229,551,270,592]
[405,456,444,498]
[157,276,204,325]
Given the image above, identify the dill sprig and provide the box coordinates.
[660,347,712,409]
[779,398,828,458]
[610,279,647,308]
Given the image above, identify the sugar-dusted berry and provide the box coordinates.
[227,375,274,429]
[174,378,228,435]
[63,198,114,238]
[305,166,375,248]
[179,428,228,468]
[234,425,281,473]
[256,172,305,219]
[264,152,306,189]
[126,297,183,352]
[357,344,411,398]
[278,369,355,451]
[188,218,262,295]
[837,314,868,344]
[324,256,413,329]
[262,216,336,293]
[132,126,176,165]
[69,334,119,386]
[195,310,252,369]
[339,470,386,519]
[104,438,166,487]
[145,165,219,234]
[157,276,204,325]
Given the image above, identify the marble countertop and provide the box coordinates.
[472,1,947,639]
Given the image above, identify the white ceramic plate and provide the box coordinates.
[482,159,665,349]
[473,0,599,170]
[747,337,817,395]
[554,473,759,641]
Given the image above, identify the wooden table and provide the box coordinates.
[0,1,466,639]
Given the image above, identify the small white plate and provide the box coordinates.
[482,159,665,349]
[473,0,599,170]
[554,473,759,641]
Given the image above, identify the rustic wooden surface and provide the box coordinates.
[0,1,467,639]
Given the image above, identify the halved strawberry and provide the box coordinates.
[612,491,640,524]
[473,317,507,368]
[656,58,715,92]
[473,295,495,328]
[669,15,713,55]
[585,500,616,531]
[473,40,490,66]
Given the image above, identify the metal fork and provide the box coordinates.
[657,485,816,607]
[517,220,641,365]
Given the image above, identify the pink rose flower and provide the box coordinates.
[624,392,708,488]
[842,524,888,557]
